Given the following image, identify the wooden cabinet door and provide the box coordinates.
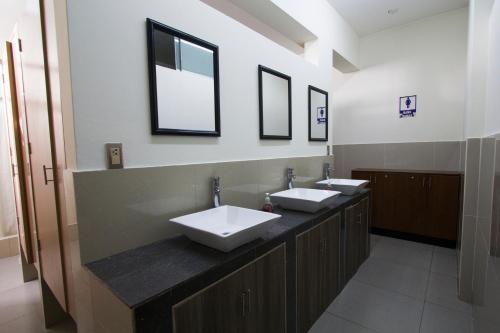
[359,197,370,262]
[320,213,341,310]
[427,175,461,241]
[407,174,430,237]
[297,215,341,333]
[173,244,286,333]
[296,223,323,333]
[371,172,397,230]
[345,203,361,281]
[252,244,286,333]
[173,263,255,333]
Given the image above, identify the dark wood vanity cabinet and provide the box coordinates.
[344,198,370,283]
[172,244,286,333]
[296,213,341,333]
[352,169,462,244]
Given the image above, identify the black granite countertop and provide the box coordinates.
[86,190,370,309]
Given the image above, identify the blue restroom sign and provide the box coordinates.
[317,107,326,124]
[399,95,417,118]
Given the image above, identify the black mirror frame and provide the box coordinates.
[258,65,292,140]
[308,85,328,142]
[146,18,221,136]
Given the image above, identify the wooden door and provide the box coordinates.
[427,175,460,241]
[320,213,341,309]
[296,224,322,333]
[16,0,66,309]
[251,244,286,333]
[2,42,34,263]
[173,262,255,333]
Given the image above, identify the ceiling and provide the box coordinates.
[328,0,469,36]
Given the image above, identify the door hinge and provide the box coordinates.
[18,38,23,52]
[28,142,32,155]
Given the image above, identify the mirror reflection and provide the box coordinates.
[308,86,328,141]
[147,19,220,136]
[258,65,292,140]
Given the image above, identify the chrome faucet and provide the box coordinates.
[287,168,296,189]
[324,163,333,180]
[212,176,221,208]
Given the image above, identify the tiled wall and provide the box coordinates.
[332,141,465,178]
[472,138,500,332]
[0,235,19,258]
[73,155,333,264]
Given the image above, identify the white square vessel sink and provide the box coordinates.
[316,178,369,195]
[170,205,282,252]
[270,188,341,213]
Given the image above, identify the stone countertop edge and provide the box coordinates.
[85,189,370,309]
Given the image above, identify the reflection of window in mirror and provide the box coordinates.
[147,19,220,136]
[308,86,328,142]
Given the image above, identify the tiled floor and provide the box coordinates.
[310,235,473,333]
[0,256,76,333]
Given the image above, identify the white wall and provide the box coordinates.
[484,0,500,136]
[332,8,468,144]
[66,0,359,170]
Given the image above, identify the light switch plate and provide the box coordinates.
[106,143,123,169]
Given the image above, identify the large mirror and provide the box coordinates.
[147,19,220,136]
[258,65,292,140]
[308,85,328,141]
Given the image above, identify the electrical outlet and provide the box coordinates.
[106,143,123,169]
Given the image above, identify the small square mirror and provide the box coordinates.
[308,85,328,141]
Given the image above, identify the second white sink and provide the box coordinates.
[170,205,281,252]
[270,188,341,213]
[316,178,369,195]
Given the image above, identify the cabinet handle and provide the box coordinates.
[422,177,425,188]
[357,213,362,224]
[43,165,54,185]
[410,175,415,180]
[241,292,247,317]
[246,289,251,314]
[428,176,432,189]
[374,176,377,184]
[384,174,388,179]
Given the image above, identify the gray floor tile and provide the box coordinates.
[433,246,457,257]
[353,257,429,299]
[371,238,433,270]
[0,256,23,293]
[431,252,458,277]
[308,312,377,333]
[420,302,472,333]
[0,281,41,325]
[425,272,472,314]
[327,280,424,333]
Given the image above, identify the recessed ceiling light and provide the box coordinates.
[387,8,399,15]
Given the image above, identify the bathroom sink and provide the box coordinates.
[316,178,369,195]
[170,205,282,252]
[270,188,341,213]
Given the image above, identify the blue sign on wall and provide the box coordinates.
[317,107,326,124]
[399,95,417,118]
